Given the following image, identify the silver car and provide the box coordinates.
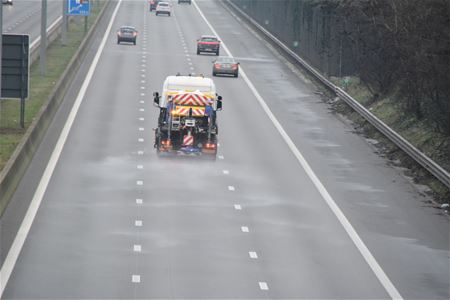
[212,57,240,77]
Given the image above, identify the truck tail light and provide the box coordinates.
[204,143,216,149]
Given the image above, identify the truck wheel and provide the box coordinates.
[168,13,171,16]
[197,49,200,55]
[235,73,238,78]
[156,12,158,15]
[213,72,216,76]
[216,51,219,56]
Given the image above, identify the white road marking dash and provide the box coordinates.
[241,226,249,233]
[259,282,269,290]
[249,251,258,259]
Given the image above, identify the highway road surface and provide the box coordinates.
[1,0,449,299]
[3,0,62,41]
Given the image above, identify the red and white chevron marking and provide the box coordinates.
[172,92,213,106]
[183,134,194,146]
[173,106,205,116]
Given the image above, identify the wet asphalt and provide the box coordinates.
[0,0,449,299]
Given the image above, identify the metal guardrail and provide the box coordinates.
[224,0,450,189]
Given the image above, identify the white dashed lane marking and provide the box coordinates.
[137,165,144,169]
[135,220,143,227]
[139,117,145,121]
[228,186,235,191]
[234,204,242,210]
[134,245,142,252]
[132,275,141,283]
[140,101,145,104]
[139,127,144,131]
[138,151,144,155]
[241,226,249,233]
[259,282,269,290]
[136,180,143,185]
[140,93,145,96]
[223,170,229,175]
[218,155,224,160]
[138,138,144,142]
[249,251,258,259]
[136,198,143,204]
[139,108,145,112]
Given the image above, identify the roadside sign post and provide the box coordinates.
[66,0,91,35]
[1,35,30,128]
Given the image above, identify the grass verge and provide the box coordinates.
[0,2,105,172]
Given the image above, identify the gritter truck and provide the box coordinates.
[153,74,223,158]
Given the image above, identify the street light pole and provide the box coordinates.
[40,0,47,76]
[62,0,67,45]
[0,2,3,98]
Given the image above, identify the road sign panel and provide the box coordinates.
[1,34,29,99]
[66,0,90,16]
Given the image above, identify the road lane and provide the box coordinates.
[3,0,62,41]
[1,0,448,299]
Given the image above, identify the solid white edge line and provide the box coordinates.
[0,1,124,297]
[192,1,402,299]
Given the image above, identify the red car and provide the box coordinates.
[197,35,220,56]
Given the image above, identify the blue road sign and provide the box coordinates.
[66,0,90,16]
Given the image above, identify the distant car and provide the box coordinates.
[155,1,171,16]
[197,35,220,55]
[2,0,13,5]
[149,0,159,11]
[178,0,191,4]
[212,57,239,77]
[117,26,138,45]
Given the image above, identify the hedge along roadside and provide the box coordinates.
[0,1,110,216]
[223,0,450,190]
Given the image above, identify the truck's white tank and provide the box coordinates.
[160,75,216,108]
